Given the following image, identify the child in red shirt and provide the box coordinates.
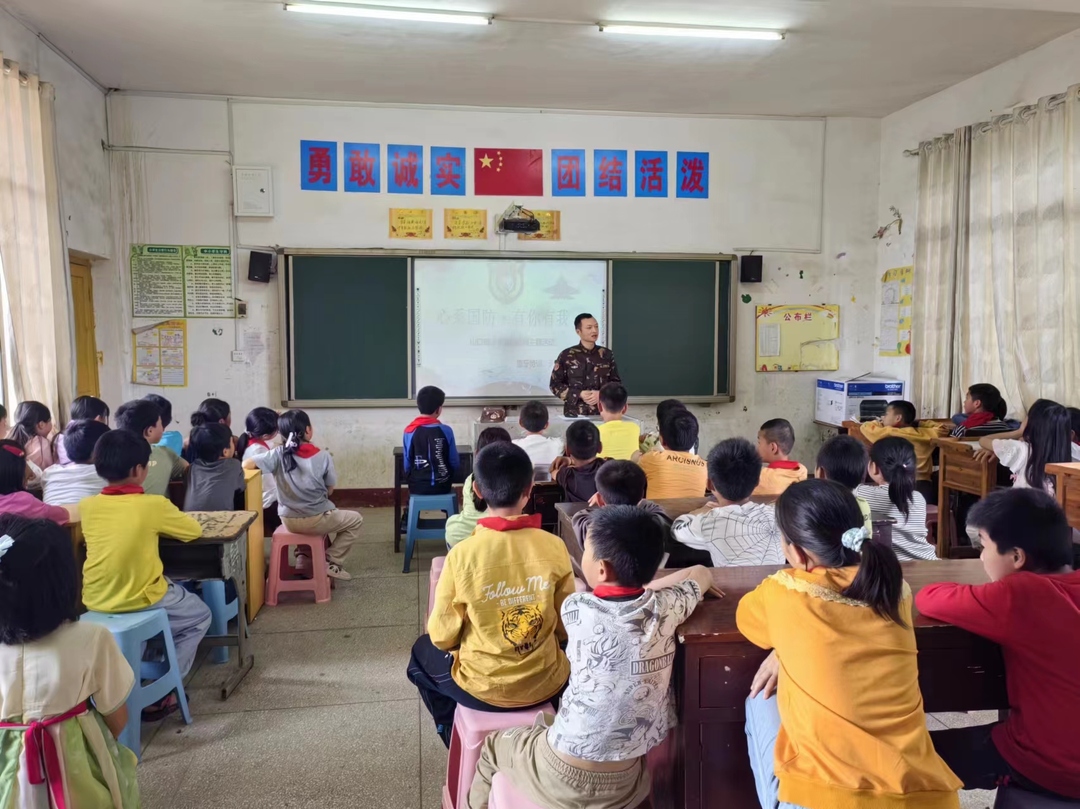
[916,488,1080,800]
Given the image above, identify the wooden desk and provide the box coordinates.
[933,438,998,558]
[243,469,266,620]
[392,444,473,552]
[1047,462,1080,530]
[667,560,1007,809]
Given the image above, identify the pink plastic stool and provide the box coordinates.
[265,526,331,606]
[442,704,555,809]
[427,556,446,624]
[489,772,544,809]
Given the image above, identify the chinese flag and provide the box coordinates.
[473,149,544,196]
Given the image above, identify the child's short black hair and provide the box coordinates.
[815,435,869,488]
[1068,406,1080,442]
[969,383,1007,420]
[473,442,534,508]
[599,383,628,413]
[141,394,173,427]
[519,400,549,434]
[707,438,762,501]
[115,399,162,438]
[656,399,686,426]
[0,515,78,644]
[190,423,234,463]
[661,409,698,452]
[887,400,917,427]
[93,429,151,482]
[63,420,111,465]
[595,460,648,505]
[416,386,445,416]
[190,398,231,428]
[565,420,601,461]
[574,312,595,330]
[968,488,1072,573]
[586,504,666,587]
[476,426,512,453]
[0,440,27,495]
[70,395,110,422]
[759,418,795,455]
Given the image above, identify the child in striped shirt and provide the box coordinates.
[855,437,937,561]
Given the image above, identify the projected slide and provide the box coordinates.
[414,258,607,398]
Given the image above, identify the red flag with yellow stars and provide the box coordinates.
[473,149,544,196]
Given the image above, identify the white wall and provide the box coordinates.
[100,93,882,487]
[875,28,1080,393]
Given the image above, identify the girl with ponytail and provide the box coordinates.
[237,407,280,513]
[856,437,938,561]
[737,479,960,809]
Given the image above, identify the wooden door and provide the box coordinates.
[69,257,99,398]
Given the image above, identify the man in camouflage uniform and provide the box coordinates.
[550,313,621,417]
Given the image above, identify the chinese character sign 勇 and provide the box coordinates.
[301,140,337,191]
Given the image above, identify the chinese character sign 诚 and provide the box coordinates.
[387,144,423,194]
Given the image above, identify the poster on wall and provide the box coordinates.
[879,265,913,357]
[389,208,433,239]
[132,319,187,387]
[755,304,840,372]
[130,245,185,318]
[518,210,561,241]
[184,246,234,318]
[444,209,487,239]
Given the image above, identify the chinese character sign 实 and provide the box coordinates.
[388,144,423,194]
[676,151,709,199]
[551,149,585,197]
[593,149,627,197]
[300,141,337,191]
[344,143,380,193]
[431,147,466,196]
[635,151,668,198]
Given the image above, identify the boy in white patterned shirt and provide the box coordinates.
[468,505,713,809]
[672,438,784,567]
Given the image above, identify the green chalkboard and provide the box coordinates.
[610,260,728,397]
[289,256,409,401]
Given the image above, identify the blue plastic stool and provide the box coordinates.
[403,493,457,573]
[80,609,193,758]
[200,580,238,664]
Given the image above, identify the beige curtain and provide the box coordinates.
[958,85,1080,414]
[0,57,74,420]
[912,129,969,418]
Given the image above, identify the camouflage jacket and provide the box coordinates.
[549,344,621,417]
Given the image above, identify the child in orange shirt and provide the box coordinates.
[860,400,947,501]
[752,419,807,497]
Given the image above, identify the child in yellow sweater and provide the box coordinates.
[737,478,960,809]
[408,441,576,747]
[753,419,807,497]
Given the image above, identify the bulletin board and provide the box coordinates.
[755,304,840,372]
[879,265,913,356]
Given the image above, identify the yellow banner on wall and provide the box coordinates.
[518,210,561,241]
[755,304,840,372]
[444,209,488,240]
[879,265,913,357]
[389,208,433,239]
[132,319,188,387]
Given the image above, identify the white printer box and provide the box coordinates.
[815,374,905,427]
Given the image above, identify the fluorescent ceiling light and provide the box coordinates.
[284,3,492,25]
[598,23,783,41]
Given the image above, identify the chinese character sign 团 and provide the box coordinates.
[551,149,585,197]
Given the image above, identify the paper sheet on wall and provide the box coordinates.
[183,246,235,317]
[879,265,913,356]
[755,304,840,372]
[130,244,234,318]
[132,320,187,387]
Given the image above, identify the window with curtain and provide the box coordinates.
[913,84,1080,417]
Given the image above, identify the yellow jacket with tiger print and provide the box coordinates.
[428,513,575,708]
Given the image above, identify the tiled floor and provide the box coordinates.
[136,507,996,808]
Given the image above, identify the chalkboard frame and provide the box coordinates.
[281,249,736,407]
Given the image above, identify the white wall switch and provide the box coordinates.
[231,351,245,363]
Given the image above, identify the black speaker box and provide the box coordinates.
[248,251,275,283]
[740,255,763,283]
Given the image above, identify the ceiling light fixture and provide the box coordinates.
[598,22,783,41]
[284,3,492,26]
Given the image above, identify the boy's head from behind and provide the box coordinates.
[141,394,173,428]
[815,435,868,488]
[93,429,151,485]
[595,460,647,505]
[416,386,445,417]
[582,504,665,589]
[599,383,628,418]
[191,423,235,463]
[656,399,685,426]
[476,426,512,453]
[706,438,762,503]
[518,400,549,435]
[473,442,534,511]
[64,420,111,465]
[661,409,698,453]
[969,488,1072,581]
[565,420,601,462]
[0,515,78,644]
[0,440,28,495]
[115,399,163,444]
[757,418,795,462]
[883,400,917,428]
[965,383,1006,419]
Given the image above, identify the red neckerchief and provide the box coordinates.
[962,411,995,429]
[293,443,320,459]
[593,585,645,599]
[767,460,802,470]
[477,514,543,532]
[101,484,144,495]
[249,437,270,450]
[404,416,441,434]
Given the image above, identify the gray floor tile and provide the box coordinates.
[186,625,420,715]
[140,701,422,809]
[934,712,988,729]
[252,574,418,634]
[925,714,947,731]
[960,789,996,808]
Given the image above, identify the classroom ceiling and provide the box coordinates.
[6,0,1080,117]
